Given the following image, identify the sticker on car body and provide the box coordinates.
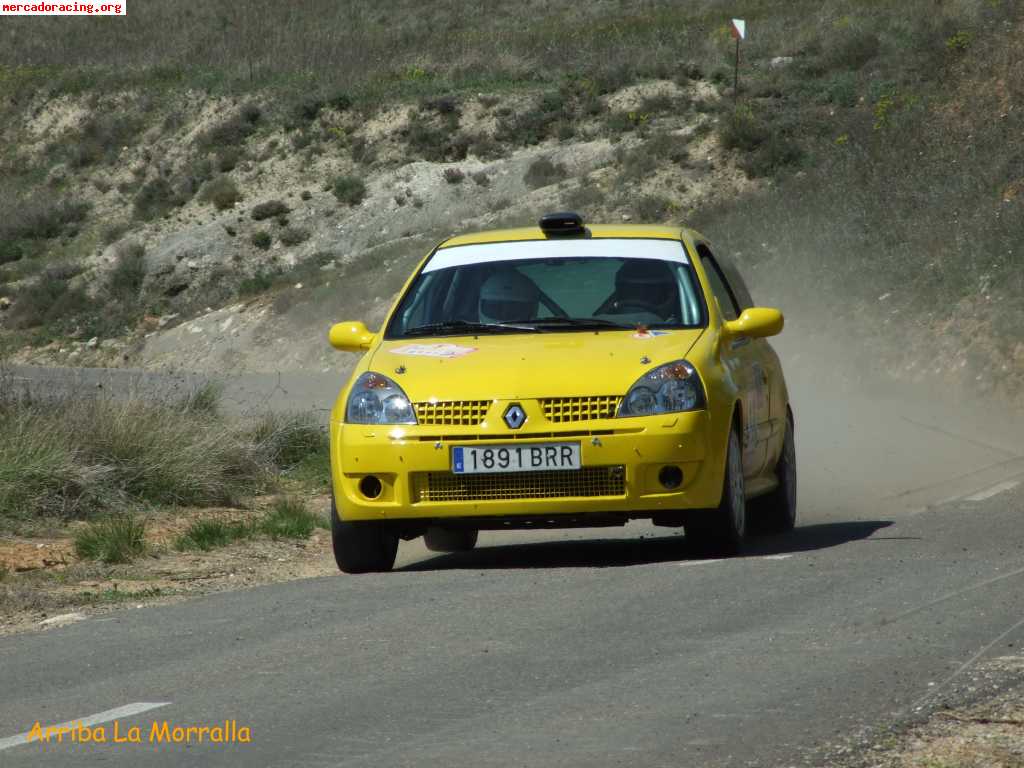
[632,329,671,339]
[389,343,477,359]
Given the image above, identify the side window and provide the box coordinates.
[715,252,755,310]
[697,244,740,322]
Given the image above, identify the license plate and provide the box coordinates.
[452,443,581,474]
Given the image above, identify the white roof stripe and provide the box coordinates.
[424,238,689,273]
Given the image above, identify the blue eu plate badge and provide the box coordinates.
[452,447,465,473]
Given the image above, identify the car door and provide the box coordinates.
[714,250,786,466]
[697,243,768,479]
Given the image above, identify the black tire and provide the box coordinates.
[330,497,398,574]
[757,409,797,534]
[424,527,478,553]
[687,426,746,556]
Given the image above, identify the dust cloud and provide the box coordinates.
[762,284,1024,525]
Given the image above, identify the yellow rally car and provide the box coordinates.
[327,213,795,573]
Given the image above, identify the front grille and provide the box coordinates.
[411,466,626,502]
[542,396,621,423]
[414,400,490,426]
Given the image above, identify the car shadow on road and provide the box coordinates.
[398,520,895,571]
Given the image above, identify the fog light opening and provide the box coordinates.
[359,475,383,499]
[658,465,683,490]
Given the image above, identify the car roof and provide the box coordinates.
[440,224,701,249]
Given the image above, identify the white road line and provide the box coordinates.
[679,559,724,567]
[679,555,793,567]
[965,480,1021,502]
[0,702,171,752]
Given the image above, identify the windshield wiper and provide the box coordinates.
[523,317,635,331]
[403,320,540,337]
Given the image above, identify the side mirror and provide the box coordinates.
[722,307,784,340]
[328,321,376,352]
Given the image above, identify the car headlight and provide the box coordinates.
[345,372,418,425]
[617,360,705,417]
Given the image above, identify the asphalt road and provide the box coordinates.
[2,354,1023,767]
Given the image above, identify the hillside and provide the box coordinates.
[0,0,1021,400]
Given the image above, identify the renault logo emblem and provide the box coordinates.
[503,404,527,430]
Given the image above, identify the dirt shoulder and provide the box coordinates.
[818,654,1024,768]
[0,493,337,636]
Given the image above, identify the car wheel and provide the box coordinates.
[424,527,479,553]
[757,409,797,534]
[688,426,746,556]
[330,497,399,574]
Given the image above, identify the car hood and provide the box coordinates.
[366,329,705,401]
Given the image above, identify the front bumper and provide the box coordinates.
[331,404,724,523]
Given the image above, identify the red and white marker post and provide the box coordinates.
[730,18,746,103]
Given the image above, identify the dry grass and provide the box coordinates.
[0,383,327,527]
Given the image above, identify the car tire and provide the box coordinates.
[687,426,746,556]
[424,527,479,553]
[757,409,797,534]
[330,497,399,574]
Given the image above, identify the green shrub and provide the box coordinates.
[2,193,90,241]
[740,135,803,177]
[443,167,465,184]
[292,97,324,123]
[174,518,253,552]
[215,147,242,173]
[0,241,23,265]
[564,182,606,211]
[197,104,261,150]
[239,269,272,293]
[603,111,639,138]
[0,390,278,520]
[468,133,503,159]
[68,112,144,168]
[330,92,353,111]
[634,194,672,221]
[821,72,859,107]
[251,200,289,221]
[0,408,109,518]
[6,270,96,331]
[279,226,310,246]
[77,400,267,506]
[74,514,147,564]
[249,411,327,469]
[177,381,223,415]
[423,94,460,116]
[404,111,469,162]
[945,31,972,53]
[107,242,146,301]
[133,178,185,221]
[331,175,366,205]
[523,157,567,189]
[718,106,770,152]
[257,497,325,539]
[496,91,571,146]
[251,231,272,251]
[100,221,130,245]
[200,176,242,210]
[350,136,377,164]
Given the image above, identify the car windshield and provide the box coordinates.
[386,239,705,338]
